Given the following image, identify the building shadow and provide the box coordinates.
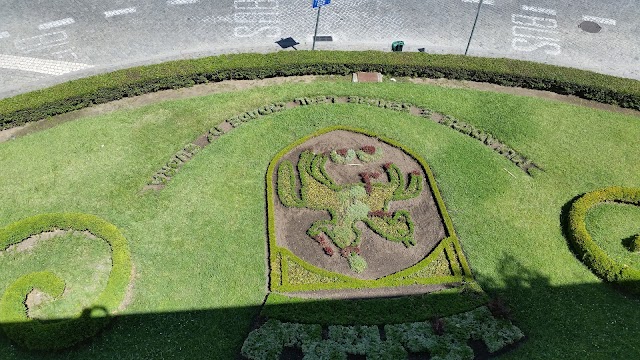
[1,254,639,359]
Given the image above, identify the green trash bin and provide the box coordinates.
[391,41,404,52]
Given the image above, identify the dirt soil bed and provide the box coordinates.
[273,130,446,280]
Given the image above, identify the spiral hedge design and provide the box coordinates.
[568,186,640,296]
[0,213,132,350]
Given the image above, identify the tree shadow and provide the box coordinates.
[621,234,640,252]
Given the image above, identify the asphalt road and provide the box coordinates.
[0,0,638,99]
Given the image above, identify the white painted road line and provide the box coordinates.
[167,0,199,4]
[0,31,9,39]
[0,54,92,75]
[104,7,137,18]
[522,5,556,16]
[462,0,494,5]
[582,15,616,26]
[38,18,75,30]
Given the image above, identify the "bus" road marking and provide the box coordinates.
[511,5,561,55]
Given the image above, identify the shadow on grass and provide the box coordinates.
[2,255,639,359]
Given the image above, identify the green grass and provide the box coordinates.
[586,203,640,267]
[1,233,110,320]
[0,80,639,359]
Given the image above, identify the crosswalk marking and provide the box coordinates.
[0,54,92,75]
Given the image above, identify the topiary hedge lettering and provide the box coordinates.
[148,96,540,188]
[0,213,133,350]
[241,306,524,360]
[567,186,640,296]
[1,51,638,130]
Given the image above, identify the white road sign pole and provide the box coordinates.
[312,0,330,50]
[312,5,322,50]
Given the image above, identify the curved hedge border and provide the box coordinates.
[266,126,473,293]
[0,213,133,350]
[1,51,639,130]
[568,186,640,296]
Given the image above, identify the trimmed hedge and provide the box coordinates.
[0,213,132,350]
[1,51,639,130]
[567,186,640,296]
[242,306,523,360]
[266,126,474,293]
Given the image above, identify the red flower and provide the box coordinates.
[337,148,349,157]
[360,145,376,155]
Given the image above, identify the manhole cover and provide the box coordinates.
[579,20,602,33]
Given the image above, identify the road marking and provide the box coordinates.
[167,0,199,4]
[38,18,75,30]
[233,0,281,38]
[582,15,616,26]
[512,6,561,55]
[234,0,278,10]
[234,12,278,23]
[202,15,233,23]
[462,0,494,5]
[0,54,92,75]
[512,14,557,29]
[521,5,556,16]
[0,31,9,39]
[14,32,68,52]
[104,7,137,18]
[51,48,79,61]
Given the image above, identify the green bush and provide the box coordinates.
[630,235,640,252]
[243,306,523,359]
[1,51,638,130]
[347,253,367,274]
[0,213,133,350]
[567,186,640,295]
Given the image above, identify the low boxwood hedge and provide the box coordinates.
[567,186,640,296]
[1,51,638,130]
[0,213,133,350]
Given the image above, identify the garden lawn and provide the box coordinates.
[0,80,639,359]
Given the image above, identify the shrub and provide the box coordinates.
[2,51,639,131]
[567,186,640,295]
[348,253,367,273]
[629,234,640,253]
[0,213,132,350]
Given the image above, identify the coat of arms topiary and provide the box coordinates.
[277,150,423,273]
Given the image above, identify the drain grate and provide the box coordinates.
[579,21,602,33]
[314,35,333,42]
